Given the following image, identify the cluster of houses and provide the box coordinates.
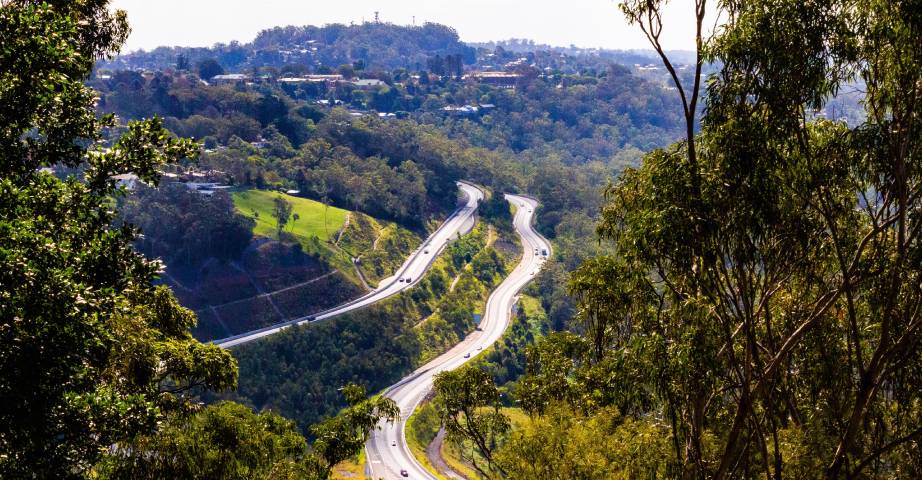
[210,73,387,90]
[441,103,496,117]
[112,169,231,196]
[463,72,521,89]
[208,70,523,90]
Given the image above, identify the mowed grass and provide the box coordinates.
[232,189,349,242]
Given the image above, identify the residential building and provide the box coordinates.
[210,73,250,85]
[467,71,521,89]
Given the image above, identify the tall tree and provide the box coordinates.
[433,366,510,478]
[444,1,922,478]
[273,195,293,238]
[568,0,922,477]
[0,1,237,477]
[195,57,224,80]
[1,3,402,479]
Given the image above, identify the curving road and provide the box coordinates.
[365,194,551,480]
[214,182,485,349]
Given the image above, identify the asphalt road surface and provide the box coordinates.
[214,181,485,349]
[365,194,551,480]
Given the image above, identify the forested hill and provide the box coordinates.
[102,22,475,71]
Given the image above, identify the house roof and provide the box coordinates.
[212,74,249,81]
[353,79,386,87]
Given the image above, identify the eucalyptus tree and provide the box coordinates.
[433,366,510,478]
[566,0,922,477]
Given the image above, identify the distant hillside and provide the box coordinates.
[470,39,698,66]
[101,22,475,72]
[120,184,423,342]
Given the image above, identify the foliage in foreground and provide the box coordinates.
[0,1,237,476]
[97,385,398,480]
[0,2,398,478]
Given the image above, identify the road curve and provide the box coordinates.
[365,194,551,480]
[214,182,485,349]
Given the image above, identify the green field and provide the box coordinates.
[232,190,349,242]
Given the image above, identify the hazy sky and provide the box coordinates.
[110,0,702,53]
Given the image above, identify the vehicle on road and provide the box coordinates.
[424,249,429,254]
[213,182,484,349]
[405,277,412,282]
[392,440,396,446]
[365,193,549,479]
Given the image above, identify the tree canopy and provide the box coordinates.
[0,2,399,478]
[0,1,237,476]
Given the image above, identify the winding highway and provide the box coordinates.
[214,181,484,348]
[365,194,551,480]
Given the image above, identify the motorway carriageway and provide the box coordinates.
[365,194,551,480]
[214,181,484,349]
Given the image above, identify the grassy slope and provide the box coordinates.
[337,212,421,288]
[232,189,349,242]
[233,189,425,288]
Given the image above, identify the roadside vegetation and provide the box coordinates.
[403,293,550,479]
[217,210,516,434]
